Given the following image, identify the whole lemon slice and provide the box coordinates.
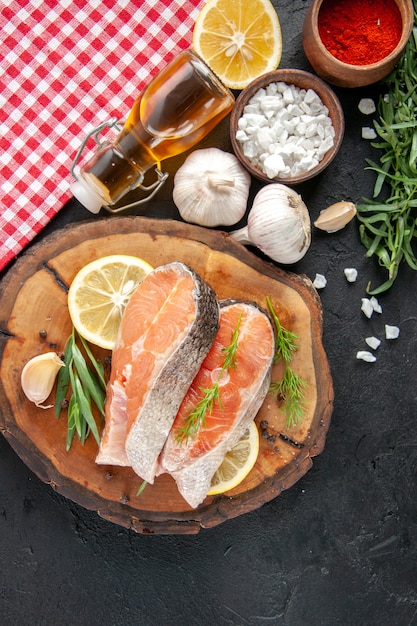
[208,421,260,495]
[192,0,282,90]
[68,255,153,350]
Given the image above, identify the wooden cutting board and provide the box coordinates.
[0,217,333,534]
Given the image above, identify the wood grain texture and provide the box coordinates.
[0,217,333,534]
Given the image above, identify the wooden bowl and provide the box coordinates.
[302,0,414,88]
[230,69,344,186]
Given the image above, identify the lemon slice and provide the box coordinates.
[208,421,259,495]
[68,255,153,350]
[192,0,282,90]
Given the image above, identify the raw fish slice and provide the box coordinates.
[96,262,219,484]
[160,300,275,508]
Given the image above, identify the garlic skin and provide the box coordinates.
[21,352,65,409]
[314,201,357,232]
[173,148,251,227]
[230,183,311,264]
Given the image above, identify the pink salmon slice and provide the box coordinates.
[96,262,219,483]
[159,300,275,508]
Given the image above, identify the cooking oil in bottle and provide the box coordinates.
[71,50,234,213]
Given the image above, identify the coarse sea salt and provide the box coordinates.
[385,324,400,339]
[313,273,327,289]
[365,336,381,350]
[344,267,358,283]
[236,82,335,179]
[362,127,377,140]
[361,296,382,318]
[356,350,377,363]
[361,298,374,318]
[370,296,382,314]
[358,98,376,115]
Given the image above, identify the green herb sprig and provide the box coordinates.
[55,327,106,450]
[356,16,417,294]
[266,296,307,428]
[174,314,241,444]
[269,365,307,428]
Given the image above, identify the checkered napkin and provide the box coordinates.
[0,0,204,272]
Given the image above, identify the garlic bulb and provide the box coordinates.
[21,352,65,409]
[314,201,357,232]
[230,183,311,264]
[173,148,251,227]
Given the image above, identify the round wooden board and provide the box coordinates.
[0,217,333,534]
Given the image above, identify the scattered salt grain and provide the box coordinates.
[313,273,327,289]
[365,336,381,350]
[362,127,377,140]
[356,351,377,362]
[236,82,335,179]
[361,296,382,317]
[370,296,382,314]
[344,267,358,282]
[361,298,374,318]
[385,324,400,339]
[358,98,376,115]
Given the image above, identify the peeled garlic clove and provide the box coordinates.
[173,148,251,227]
[21,352,65,409]
[314,201,357,232]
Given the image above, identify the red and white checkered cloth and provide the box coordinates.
[0,0,205,272]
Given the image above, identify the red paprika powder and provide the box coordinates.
[318,0,403,66]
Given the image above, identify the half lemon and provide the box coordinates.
[68,255,153,350]
[192,0,282,90]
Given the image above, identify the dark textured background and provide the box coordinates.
[1,1,416,624]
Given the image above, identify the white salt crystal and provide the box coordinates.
[260,95,282,111]
[283,87,295,104]
[385,324,400,339]
[237,117,248,130]
[344,268,358,282]
[304,88,318,104]
[235,129,248,142]
[362,127,377,140]
[361,298,374,318]
[370,296,382,313]
[256,127,275,149]
[243,113,267,127]
[365,336,381,350]
[356,351,377,362]
[358,98,376,115]
[263,153,286,178]
[313,273,327,289]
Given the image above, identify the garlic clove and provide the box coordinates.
[314,201,357,232]
[21,352,65,409]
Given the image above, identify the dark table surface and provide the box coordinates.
[1,1,416,624]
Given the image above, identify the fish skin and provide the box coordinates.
[103,262,219,484]
[160,300,275,508]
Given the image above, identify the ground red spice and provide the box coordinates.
[318,0,403,66]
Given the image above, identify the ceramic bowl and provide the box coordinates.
[229,69,345,186]
[302,0,414,88]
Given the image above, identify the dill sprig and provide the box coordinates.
[270,365,308,429]
[266,296,298,363]
[266,297,307,428]
[55,327,106,451]
[356,14,417,294]
[175,314,242,444]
